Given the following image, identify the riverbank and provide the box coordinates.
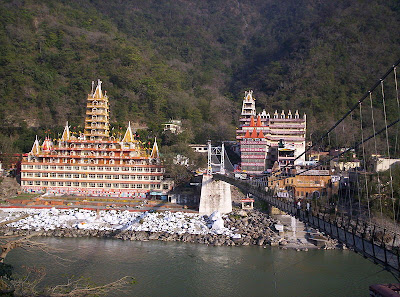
[0,208,340,249]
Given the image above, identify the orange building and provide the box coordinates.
[268,169,332,199]
[20,80,172,198]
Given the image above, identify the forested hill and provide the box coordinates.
[0,0,399,152]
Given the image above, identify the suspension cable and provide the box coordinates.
[381,80,396,224]
[359,102,371,224]
[351,112,362,218]
[369,91,384,222]
[272,117,400,182]
[282,59,400,170]
[394,67,400,155]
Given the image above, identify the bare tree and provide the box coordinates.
[0,216,135,296]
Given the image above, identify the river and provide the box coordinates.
[7,237,396,297]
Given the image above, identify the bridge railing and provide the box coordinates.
[215,173,400,275]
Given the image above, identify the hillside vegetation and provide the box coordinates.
[0,0,399,153]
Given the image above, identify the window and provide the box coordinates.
[136,184,142,189]
[130,184,136,188]
[113,175,120,179]
[43,165,49,169]
[35,173,41,177]
[143,176,149,180]
[122,167,129,171]
[73,182,79,187]
[82,166,88,170]
[105,183,111,188]
[89,174,96,179]
[89,183,96,187]
[58,182,64,186]
[35,181,41,185]
[81,174,87,179]
[73,174,79,178]
[58,166,64,170]
[74,166,80,170]
[28,181,33,185]
[98,183,104,187]
[57,173,64,178]
[66,182,72,186]
[65,174,71,178]
[113,184,119,188]
[81,183,87,187]
[151,168,156,172]
[43,181,48,186]
[51,166,56,170]
[65,166,71,170]
[122,175,129,180]
[89,167,96,171]
[105,175,112,179]
[98,167,104,171]
[105,167,111,171]
[114,167,120,171]
[97,174,103,179]
[121,184,129,188]
[50,173,56,178]
[35,165,41,169]
[136,176,142,180]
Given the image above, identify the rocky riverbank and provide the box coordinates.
[0,208,341,249]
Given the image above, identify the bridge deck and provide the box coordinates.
[215,174,400,275]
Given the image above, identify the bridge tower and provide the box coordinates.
[199,141,232,215]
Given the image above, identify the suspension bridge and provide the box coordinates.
[202,58,400,276]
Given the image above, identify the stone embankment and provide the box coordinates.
[0,208,340,249]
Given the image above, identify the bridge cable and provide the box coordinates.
[280,58,400,171]
[350,112,362,219]
[359,102,372,224]
[369,91,384,223]
[394,66,400,155]
[381,80,396,224]
[273,116,400,183]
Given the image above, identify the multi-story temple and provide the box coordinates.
[20,80,171,197]
[236,90,306,174]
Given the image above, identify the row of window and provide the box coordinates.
[51,151,140,157]
[22,172,161,180]
[22,180,160,189]
[26,157,149,166]
[22,165,162,173]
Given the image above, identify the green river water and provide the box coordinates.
[6,237,397,297]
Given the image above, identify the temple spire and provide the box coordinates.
[61,122,70,141]
[30,135,40,155]
[84,79,110,140]
[150,137,159,159]
[93,79,103,98]
[122,122,135,143]
[250,116,255,127]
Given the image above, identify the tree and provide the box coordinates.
[0,217,135,296]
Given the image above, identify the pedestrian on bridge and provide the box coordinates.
[306,201,310,217]
[297,200,301,218]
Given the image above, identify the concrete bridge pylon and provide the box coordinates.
[199,174,232,216]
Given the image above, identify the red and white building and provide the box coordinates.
[20,80,172,197]
[236,90,306,174]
